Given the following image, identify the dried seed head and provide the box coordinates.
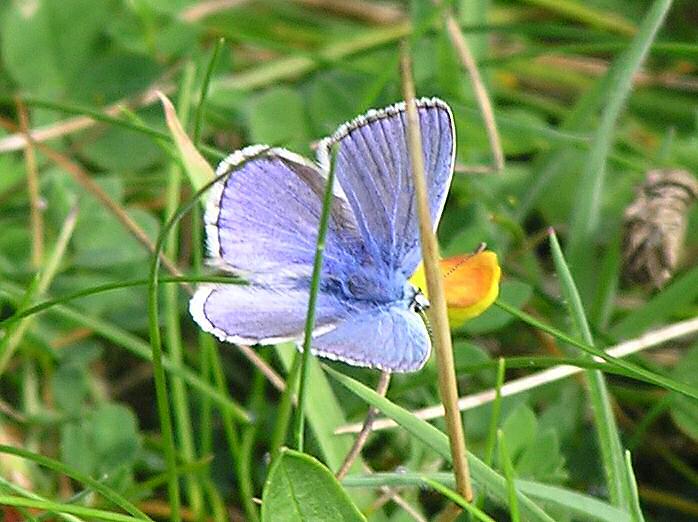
[623,169,698,288]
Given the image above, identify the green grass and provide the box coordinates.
[1,0,698,520]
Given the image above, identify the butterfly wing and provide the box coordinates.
[192,146,366,344]
[317,98,455,280]
[310,304,431,373]
[190,283,350,345]
[205,145,366,282]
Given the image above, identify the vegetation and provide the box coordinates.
[0,0,697,520]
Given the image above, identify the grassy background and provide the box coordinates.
[1,0,698,520]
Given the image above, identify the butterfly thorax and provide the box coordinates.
[321,265,421,310]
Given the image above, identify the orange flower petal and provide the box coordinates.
[410,251,501,329]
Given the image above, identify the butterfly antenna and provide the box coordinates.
[444,242,487,279]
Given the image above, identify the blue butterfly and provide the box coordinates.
[190,98,455,372]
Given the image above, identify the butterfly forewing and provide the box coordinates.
[318,98,455,281]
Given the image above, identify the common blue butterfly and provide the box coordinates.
[189,98,455,372]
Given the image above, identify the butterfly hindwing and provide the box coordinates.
[190,282,349,345]
[310,304,431,372]
[205,145,364,282]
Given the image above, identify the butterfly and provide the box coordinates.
[189,98,455,373]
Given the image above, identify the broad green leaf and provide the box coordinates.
[1,0,112,97]
[517,429,568,483]
[92,404,141,473]
[247,87,309,151]
[61,403,141,482]
[307,72,366,136]
[462,279,533,335]
[70,53,162,105]
[501,404,537,462]
[261,448,365,522]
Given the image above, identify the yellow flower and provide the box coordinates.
[410,251,501,329]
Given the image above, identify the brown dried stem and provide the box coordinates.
[336,371,391,480]
[399,42,473,502]
[444,11,504,173]
[15,98,43,268]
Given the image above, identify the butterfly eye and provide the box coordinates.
[412,292,430,313]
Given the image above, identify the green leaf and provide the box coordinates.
[1,0,113,97]
[61,403,141,480]
[52,361,90,411]
[261,448,366,522]
[247,87,309,150]
[70,53,162,105]
[92,404,141,473]
[275,348,376,511]
[501,404,538,462]
[463,279,533,335]
[517,430,568,483]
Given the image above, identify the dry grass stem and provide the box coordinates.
[369,487,428,522]
[538,54,698,92]
[444,12,504,173]
[0,85,175,154]
[295,0,404,25]
[400,42,473,502]
[236,344,287,393]
[336,371,391,480]
[179,0,248,22]
[338,315,698,433]
[15,98,44,268]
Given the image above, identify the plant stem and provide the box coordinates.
[399,42,473,501]
[293,147,338,452]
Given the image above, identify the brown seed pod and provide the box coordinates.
[623,169,698,288]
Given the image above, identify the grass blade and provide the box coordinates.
[549,229,633,508]
[0,497,142,522]
[566,0,674,301]
[193,38,225,146]
[624,452,645,522]
[484,358,506,467]
[293,146,338,452]
[344,472,633,522]
[0,445,152,521]
[0,208,77,375]
[495,301,698,400]
[162,63,204,518]
[421,477,497,522]
[325,366,555,522]
[497,430,521,522]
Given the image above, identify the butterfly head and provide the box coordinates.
[412,290,430,313]
[403,277,429,314]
